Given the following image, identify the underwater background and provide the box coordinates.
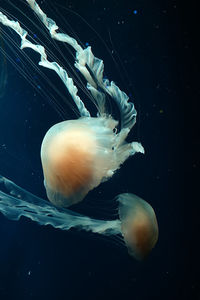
[0,0,198,299]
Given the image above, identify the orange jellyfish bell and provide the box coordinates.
[117,193,159,260]
[41,117,144,208]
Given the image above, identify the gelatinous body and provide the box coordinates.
[117,194,159,259]
[41,117,143,207]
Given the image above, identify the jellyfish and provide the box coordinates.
[117,194,159,259]
[0,0,158,259]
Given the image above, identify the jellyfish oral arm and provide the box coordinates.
[0,11,90,117]
[0,0,138,130]
[0,175,121,235]
[26,0,137,130]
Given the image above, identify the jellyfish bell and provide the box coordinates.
[41,117,118,207]
[41,119,98,207]
[41,117,143,208]
[117,193,159,260]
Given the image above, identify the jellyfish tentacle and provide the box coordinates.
[77,48,137,130]
[26,0,83,53]
[0,175,121,235]
[26,0,137,129]
[0,11,90,117]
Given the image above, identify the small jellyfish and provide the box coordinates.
[117,193,159,259]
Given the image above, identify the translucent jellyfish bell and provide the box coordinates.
[117,194,159,259]
[41,117,142,207]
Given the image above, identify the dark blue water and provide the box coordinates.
[0,0,198,299]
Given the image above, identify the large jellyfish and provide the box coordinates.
[0,0,158,259]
